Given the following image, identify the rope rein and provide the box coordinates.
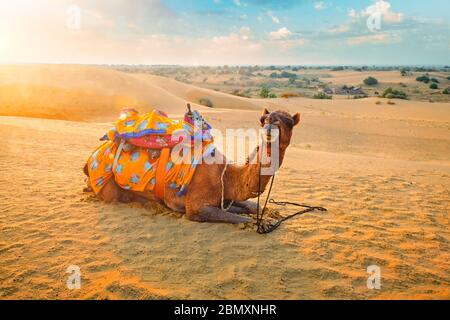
[255,163,327,234]
[220,161,233,211]
[255,130,327,234]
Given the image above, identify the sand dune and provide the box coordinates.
[0,64,449,299]
[0,65,261,122]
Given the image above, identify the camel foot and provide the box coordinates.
[233,200,261,215]
[227,205,250,214]
[189,206,252,224]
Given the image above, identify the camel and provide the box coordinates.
[84,108,300,224]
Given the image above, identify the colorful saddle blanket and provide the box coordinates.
[87,108,215,197]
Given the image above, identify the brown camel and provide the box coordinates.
[84,108,300,224]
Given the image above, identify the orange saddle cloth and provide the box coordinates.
[86,108,215,198]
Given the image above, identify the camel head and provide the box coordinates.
[260,108,300,150]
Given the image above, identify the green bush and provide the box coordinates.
[447,76,450,80]
[382,87,408,99]
[259,87,270,98]
[416,75,430,83]
[363,76,378,86]
[269,72,279,78]
[429,83,438,90]
[443,88,450,94]
[313,92,332,99]
[280,71,297,79]
[259,87,277,98]
[199,97,214,108]
[431,78,440,83]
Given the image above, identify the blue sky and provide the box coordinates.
[0,0,449,65]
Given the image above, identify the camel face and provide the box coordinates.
[260,108,300,150]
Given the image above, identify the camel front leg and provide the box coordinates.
[188,206,251,224]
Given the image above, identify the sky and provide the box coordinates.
[0,0,449,65]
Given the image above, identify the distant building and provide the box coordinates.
[334,86,365,95]
[322,87,334,95]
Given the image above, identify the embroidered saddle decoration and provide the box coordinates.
[86,108,215,199]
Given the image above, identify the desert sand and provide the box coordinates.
[0,65,449,299]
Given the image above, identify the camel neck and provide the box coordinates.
[224,144,287,201]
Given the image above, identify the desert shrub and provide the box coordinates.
[375,101,382,105]
[443,88,450,94]
[199,97,213,108]
[353,94,368,99]
[382,87,407,99]
[259,87,270,98]
[269,72,279,78]
[447,76,450,80]
[387,100,396,105]
[280,71,297,79]
[416,75,430,83]
[259,87,277,98]
[431,78,440,83]
[332,66,345,71]
[429,83,438,89]
[281,92,300,99]
[363,76,378,86]
[313,92,332,99]
[231,89,250,98]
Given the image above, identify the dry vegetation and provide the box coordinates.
[110,65,450,103]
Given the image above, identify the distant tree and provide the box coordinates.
[431,78,440,83]
[447,76,450,80]
[416,75,430,83]
[268,93,277,98]
[260,87,270,98]
[270,72,279,78]
[382,87,408,99]
[363,76,379,86]
[429,83,438,89]
[280,71,297,79]
[332,66,345,71]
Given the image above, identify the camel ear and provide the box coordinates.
[292,113,301,126]
[260,108,270,126]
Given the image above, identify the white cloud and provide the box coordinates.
[348,8,358,18]
[266,10,280,24]
[329,24,350,33]
[234,0,241,6]
[362,0,404,23]
[269,27,292,39]
[314,2,329,11]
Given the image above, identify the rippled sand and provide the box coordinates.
[1,104,449,298]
